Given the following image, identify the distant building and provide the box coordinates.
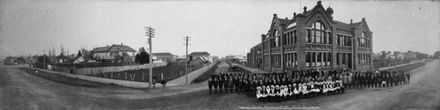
[189,51,211,63]
[226,55,247,63]
[152,52,178,62]
[92,44,136,62]
[55,55,70,64]
[247,1,373,72]
[3,56,26,65]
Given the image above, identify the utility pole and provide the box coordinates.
[184,36,190,85]
[43,50,46,69]
[145,27,155,89]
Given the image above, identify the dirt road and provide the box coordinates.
[1,60,439,110]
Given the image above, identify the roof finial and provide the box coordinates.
[317,1,322,5]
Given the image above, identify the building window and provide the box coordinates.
[337,53,340,65]
[342,35,345,46]
[307,29,310,43]
[294,53,297,67]
[311,22,326,44]
[348,37,352,46]
[311,30,315,43]
[288,32,291,45]
[317,52,322,67]
[312,52,316,67]
[293,30,297,44]
[327,53,331,66]
[361,33,366,47]
[275,36,279,47]
[337,35,340,45]
[282,33,289,45]
[306,52,310,67]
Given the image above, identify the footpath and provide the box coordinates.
[166,62,217,86]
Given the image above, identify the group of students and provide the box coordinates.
[350,70,411,88]
[208,68,412,102]
[208,69,348,101]
[255,79,344,102]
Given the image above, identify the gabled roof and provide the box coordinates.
[189,51,210,56]
[152,52,174,56]
[351,22,362,27]
[56,55,69,59]
[333,20,352,31]
[92,44,136,53]
[333,20,369,32]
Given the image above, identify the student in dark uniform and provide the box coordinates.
[213,77,218,93]
[233,75,239,93]
[218,76,223,93]
[208,77,213,94]
[229,77,234,93]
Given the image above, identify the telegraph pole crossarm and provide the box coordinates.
[145,27,155,89]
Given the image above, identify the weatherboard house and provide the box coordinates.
[152,52,178,62]
[92,44,136,62]
[189,51,212,64]
[247,1,373,72]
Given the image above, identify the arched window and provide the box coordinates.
[361,32,367,47]
[312,21,327,44]
[273,30,279,47]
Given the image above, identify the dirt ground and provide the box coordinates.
[1,60,439,110]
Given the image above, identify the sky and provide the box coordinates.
[1,0,439,58]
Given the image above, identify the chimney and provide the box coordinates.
[273,13,278,18]
[303,6,307,13]
[362,18,366,21]
[261,34,266,41]
[293,12,297,18]
[350,19,353,24]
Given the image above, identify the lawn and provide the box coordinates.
[383,61,426,72]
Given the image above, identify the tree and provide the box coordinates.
[38,55,51,63]
[393,51,401,59]
[434,51,440,59]
[77,50,82,57]
[80,48,92,61]
[380,51,387,59]
[135,47,150,64]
